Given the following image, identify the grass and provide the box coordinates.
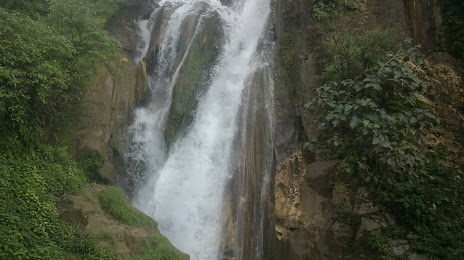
[131,236,180,260]
[98,187,156,229]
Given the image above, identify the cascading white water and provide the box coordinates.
[125,0,271,259]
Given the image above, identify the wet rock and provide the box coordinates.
[69,58,148,184]
[106,0,159,57]
[165,12,224,146]
[409,253,427,260]
[390,239,410,256]
[356,215,388,238]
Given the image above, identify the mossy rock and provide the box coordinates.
[165,12,224,146]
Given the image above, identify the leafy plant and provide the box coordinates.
[320,29,401,82]
[313,46,435,176]
[0,145,115,259]
[310,45,464,258]
[0,1,132,258]
[312,0,338,21]
[76,150,108,184]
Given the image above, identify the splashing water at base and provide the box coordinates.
[126,0,271,259]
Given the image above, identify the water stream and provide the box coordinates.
[124,0,273,258]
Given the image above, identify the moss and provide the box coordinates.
[58,199,89,230]
[165,12,224,145]
[278,33,296,71]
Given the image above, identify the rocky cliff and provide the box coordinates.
[67,1,189,258]
[68,0,463,259]
[68,0,157,184]
[269,0,463,259]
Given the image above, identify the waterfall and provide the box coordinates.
[124,0,273,259]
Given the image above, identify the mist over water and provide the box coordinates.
[124,0,272,259]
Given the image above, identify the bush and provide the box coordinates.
[0,9,77,145]
[0,0,124,145]
[0,145,116,259]
[312,0,338,21]
[310,46,464,258]
[320,29,401,82]
[76,150,108,184]
[279,33,296,70]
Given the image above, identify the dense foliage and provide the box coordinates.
[0,0,122,145]
[0,145,113,259]
[320,29,400,82]
[0,0,127,258]
[441,0,464,61]
[312,44,464,259]
[310,1,464,258]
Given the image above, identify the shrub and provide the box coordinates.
[320,29,401,82]
[310,46,464,258]
[279,33,295,71]
[0,1,130,258]
[76,150,108,184]
[0,145,116,259]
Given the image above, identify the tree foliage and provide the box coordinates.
[0,10,76,145]
[0,0,130,258]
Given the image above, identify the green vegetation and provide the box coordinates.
[279,33,295,71]
[320,29,400,82]
[441,0,464,61]
[131,237,180,260]
[312,0,338,21]
[98,187,181,259]
[313,45,464,258]
[0,145,115,259]
[0,0,154,258]
[77,150,108,184]
[309,2,464,258]
[98,187,156,228]
[0,0,124,146]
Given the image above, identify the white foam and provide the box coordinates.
[127,0,271,259]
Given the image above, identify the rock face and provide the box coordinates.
[68,0,463,258]
[165,12,224,146]
[69,58,148,184]
[268,0,463,259]
[106,0,159,59]
[69,0,158,184]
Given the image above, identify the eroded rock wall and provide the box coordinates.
[69,58,148,184]
[269,0,463,258]
[69,0,155,184]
